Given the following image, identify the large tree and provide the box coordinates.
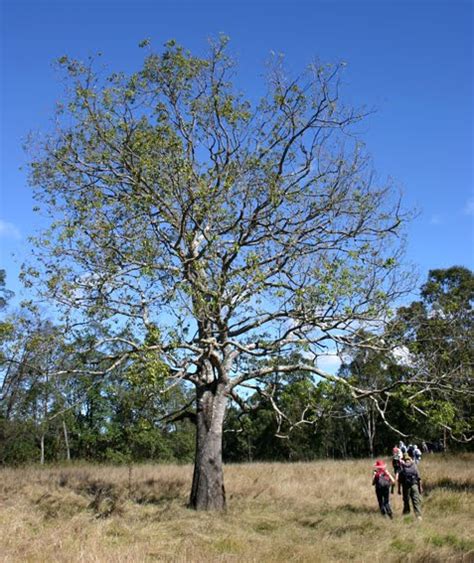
[26,37,410,509]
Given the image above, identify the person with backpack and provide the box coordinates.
[372,460,396,518]
[397,454,423,519]
[392,446,402,476]
[413,445,422,464]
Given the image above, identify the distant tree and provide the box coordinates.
[224,361,332,462]
[0,277,41,464]
[224,382,342,462]
[391,266,473,445]
[103,359,195,463]
[338,331,405,457]
[0,269,15,370]
[0,315,69,463]
[26,37,410,509]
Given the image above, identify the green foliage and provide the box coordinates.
[0,270,14,311]
[0,418,38,465]
[390,266,473,442]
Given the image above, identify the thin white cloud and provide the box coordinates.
[429,214,443,226]
[463,197,474,216]
[0,220,21,240]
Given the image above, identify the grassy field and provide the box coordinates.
[1,454,473,562]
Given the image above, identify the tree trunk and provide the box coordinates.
[40,433,45,465]
[362,403,376,458]
[63,419,71,461]
[368,433,374,458]
[367,411,374,457]
[189,383,227,511]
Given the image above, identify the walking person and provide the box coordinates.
[413,445,422,465]
[392,446,402,476]
[372,460,395,518]
[397,454,423,519]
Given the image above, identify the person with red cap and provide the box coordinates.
[372,459,396,518]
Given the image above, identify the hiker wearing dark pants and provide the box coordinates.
[397,454,423,519]
[376,485,392,517]
[372,460,395,518]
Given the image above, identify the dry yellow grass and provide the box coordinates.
[0,455,473,562]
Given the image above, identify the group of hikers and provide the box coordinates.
[372,441,423,520]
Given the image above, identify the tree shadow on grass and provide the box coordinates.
[424,478,474,495]
[337,503,376,515]
[61,474,186,510]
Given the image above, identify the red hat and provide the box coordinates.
[373,460,387,469]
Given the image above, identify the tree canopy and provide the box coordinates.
[19,36,454,509]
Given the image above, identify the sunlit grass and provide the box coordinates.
[1,454,472,561]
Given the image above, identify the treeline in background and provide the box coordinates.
[1,266,472,465]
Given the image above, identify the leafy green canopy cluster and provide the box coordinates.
[25,37,409,402]
[390,267,473,442]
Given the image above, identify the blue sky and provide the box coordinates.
[1,0,473,306]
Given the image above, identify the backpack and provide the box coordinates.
[401,464,419,486]
[375,470,391,489]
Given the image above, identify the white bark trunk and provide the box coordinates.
[63,420,71,461]
[189,383,227,510]
[40,433,45,465]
